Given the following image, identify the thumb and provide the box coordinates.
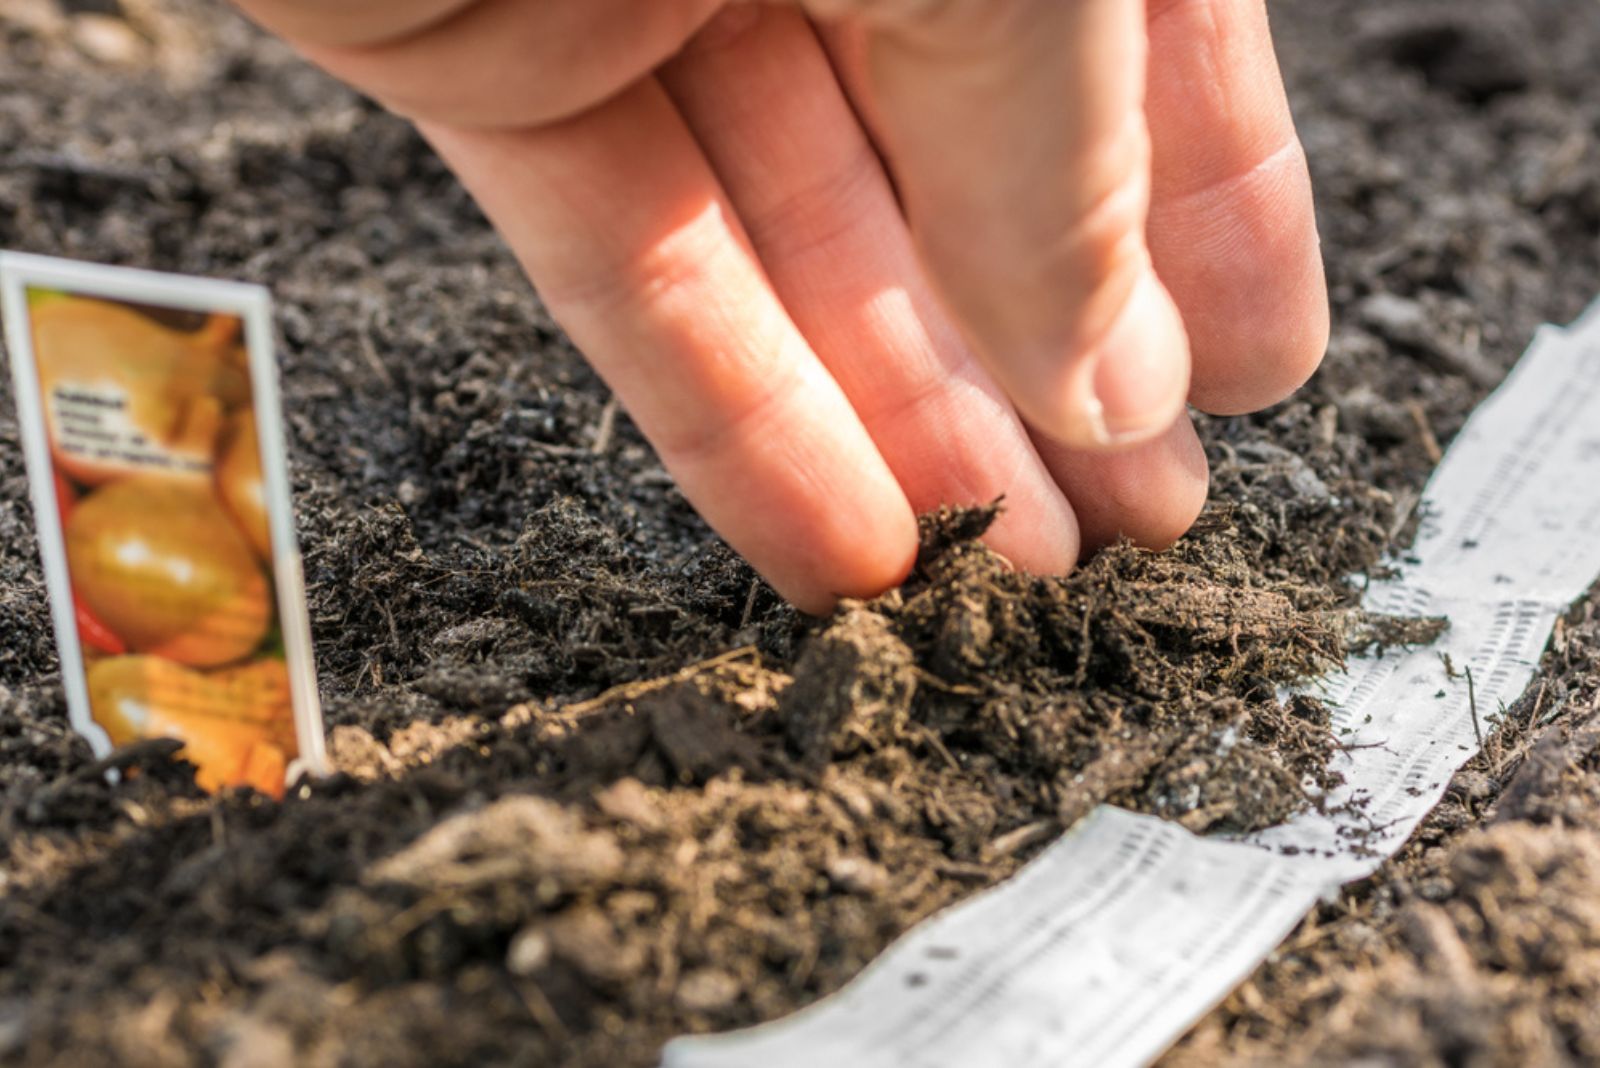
[802,0,1190,449]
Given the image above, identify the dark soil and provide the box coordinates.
[1,1,1598,1066]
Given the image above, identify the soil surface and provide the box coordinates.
[1,1,1599,1066]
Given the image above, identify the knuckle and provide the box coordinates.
[1063,180,1152,301]
[1108,431,1210,550]
[658,372,801,467]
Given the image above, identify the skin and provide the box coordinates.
[232,0,1328,613]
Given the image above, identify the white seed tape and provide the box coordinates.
[663,306,1600,1068]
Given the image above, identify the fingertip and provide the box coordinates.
[772,500,920,616]
[978,480,1082,578]
[1118,422,1210,552]
[1186,254,1330,416]
[1013,268,1192,453]
[1161,150,1331,416]
[1143,0,1330,418]
[1083,271,1194,446]
[836,501,922,600]
[1037,415,1209,554]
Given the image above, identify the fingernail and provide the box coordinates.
[1086,356,1169,446]
[1082,282,1189,447]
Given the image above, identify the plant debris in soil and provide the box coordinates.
[2,0,1600,1066]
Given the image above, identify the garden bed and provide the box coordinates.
[2,1,1599,1064]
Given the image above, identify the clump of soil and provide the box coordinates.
[0,507,1374,1068]
[1,0,1599,1065]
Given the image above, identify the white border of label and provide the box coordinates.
[0,252,327,783]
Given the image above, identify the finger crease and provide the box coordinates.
[742,145,887,267]
[1156,133,1306,220]
[657,359,813,467]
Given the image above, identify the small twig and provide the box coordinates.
[1538,692,1573,729]
[1466,665,1483,749]
[552,645,759,720]
[1334,739,1394,756]
[918,726,962,773]
[512,979,571,1044]
[932,860,992,881]
[1529,679,1549,727]
[375,890,454,944]
[738,580,759,630]
[1386,489,1422,545]
[1354,814,1411,838]
[8,151,153,188]
[910,668,981,697]
[590,395,619,456]
[356,299,396,388]
[1407,400,1444,465]
[524,440,591,458]
[1073,600,1094,688]
[984,820,1059,861]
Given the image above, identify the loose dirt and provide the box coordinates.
[2,1,1599,1066]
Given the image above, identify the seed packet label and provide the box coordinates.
[0,253,326,798]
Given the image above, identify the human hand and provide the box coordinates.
[233,0,1328,613]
